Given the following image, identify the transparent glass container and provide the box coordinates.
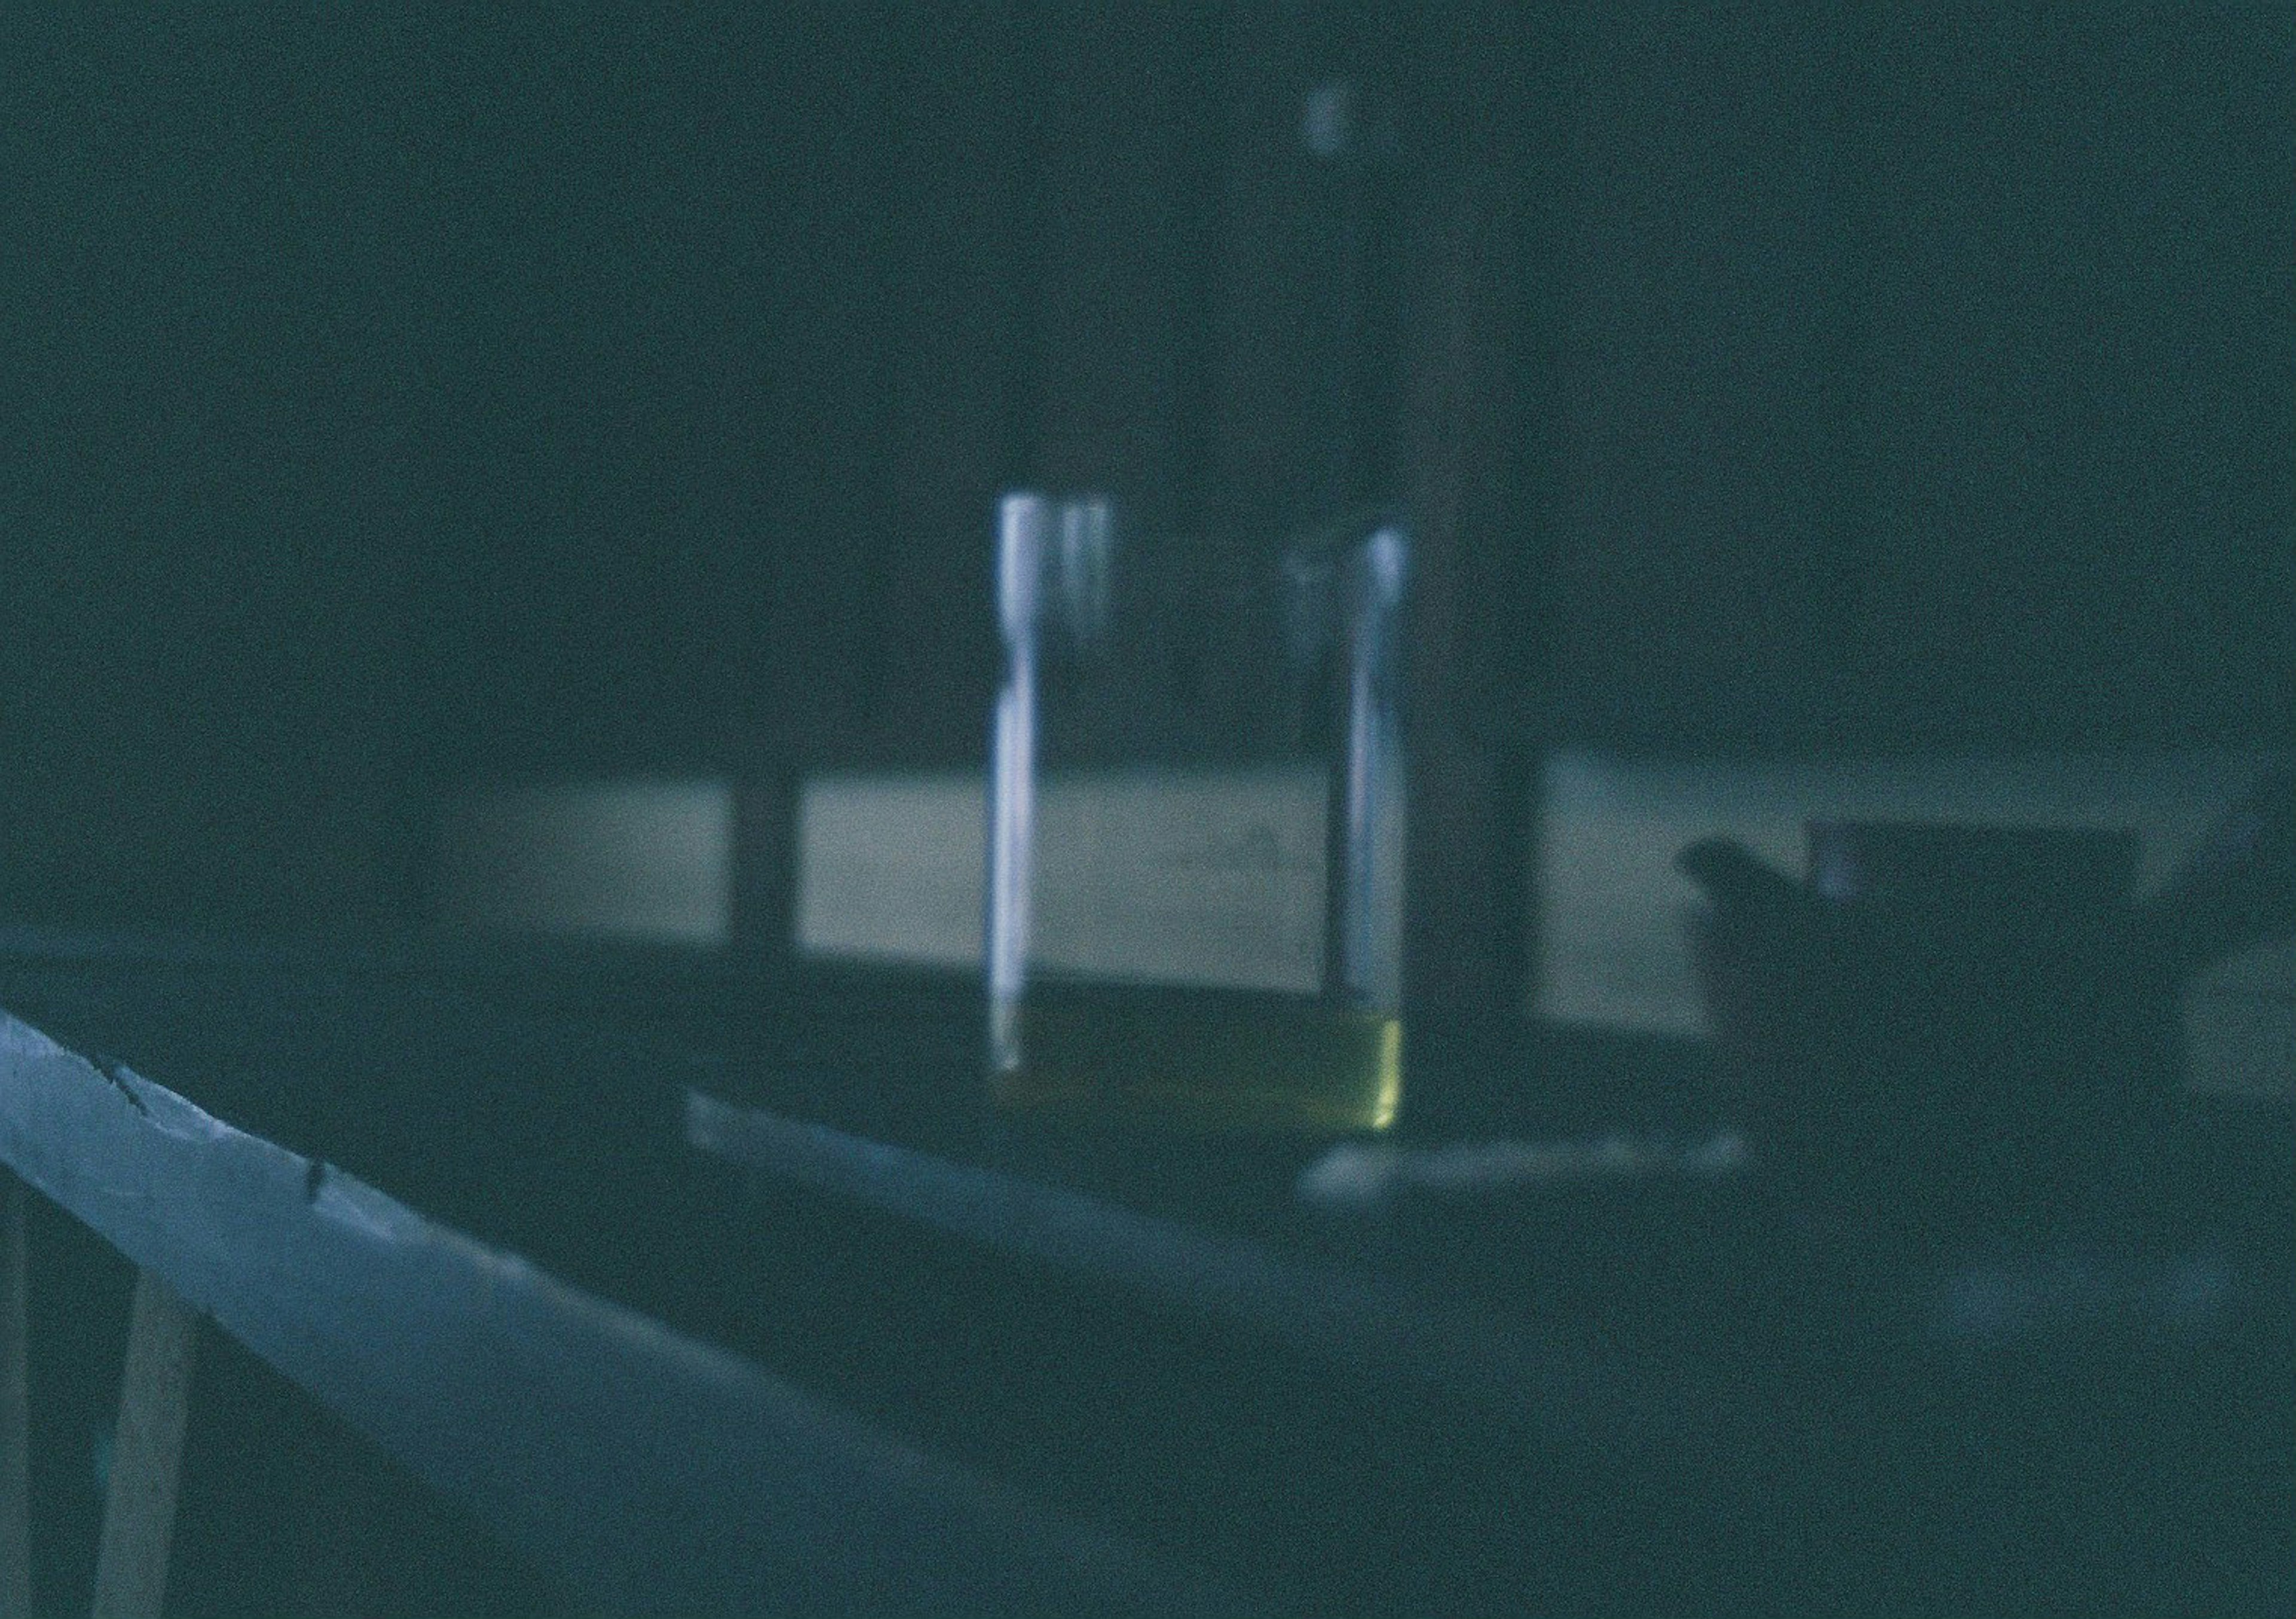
[985,491,1409,1130]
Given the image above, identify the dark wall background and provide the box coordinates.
[1,2,2287,940]
[1537,4,2294,752]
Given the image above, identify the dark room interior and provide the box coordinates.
[1,4,2289,1614]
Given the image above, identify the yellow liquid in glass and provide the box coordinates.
[993,984,1402,1132]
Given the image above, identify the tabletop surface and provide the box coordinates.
[0,927,2287,1614]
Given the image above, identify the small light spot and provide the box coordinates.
[1303,81,1351,158]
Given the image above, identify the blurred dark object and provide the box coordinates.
[2139,765,2296,980]
[1806,821,2139,919]
[1676,773,2296,1201]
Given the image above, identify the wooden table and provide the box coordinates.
[0,930,2287,1614]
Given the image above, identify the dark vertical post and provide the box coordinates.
[1207,9,1354,539]
[866,2,1030,756]
[1397,167,1539,1023]
[730,766,803,967]
[725,4,906,972]
[1022,0,1209,530]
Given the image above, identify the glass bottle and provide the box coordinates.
[985,491,1408,1130]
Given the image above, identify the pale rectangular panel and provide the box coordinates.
[2187,940,2296,1098]
[434,780,732,946]
[795,765,1329,993]
[794,774,987,969]
[1030,764,1327,994]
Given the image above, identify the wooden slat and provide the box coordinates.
[90,1269,201,1619]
